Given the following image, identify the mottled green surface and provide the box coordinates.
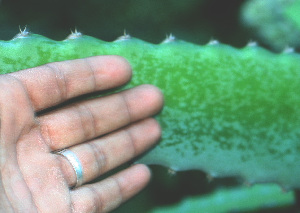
[0,33,300,189]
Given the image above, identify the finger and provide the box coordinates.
[56,118,161,187]
[70,164,151,213]
[9,55,132,111]
[40,85,164,150]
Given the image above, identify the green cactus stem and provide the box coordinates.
[1,30,300,190]
[149,184,295,213]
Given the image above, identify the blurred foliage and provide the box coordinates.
[241,0,300,52]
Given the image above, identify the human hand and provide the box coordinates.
[0,56,163,212]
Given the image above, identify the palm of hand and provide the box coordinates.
[0,56,163,212]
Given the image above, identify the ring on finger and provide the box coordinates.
[55,149,84,188]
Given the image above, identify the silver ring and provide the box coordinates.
[55,149,84,188]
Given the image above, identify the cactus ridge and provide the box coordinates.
[1,32,300,189]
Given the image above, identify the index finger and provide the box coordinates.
[8,55,132,111]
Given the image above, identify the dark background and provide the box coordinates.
[0,0,249,46]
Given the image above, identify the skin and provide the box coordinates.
[0,55,164,212]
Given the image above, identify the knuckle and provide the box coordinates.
[74,103,97,140]
[44,63,68,102]
[86,142,106,175]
